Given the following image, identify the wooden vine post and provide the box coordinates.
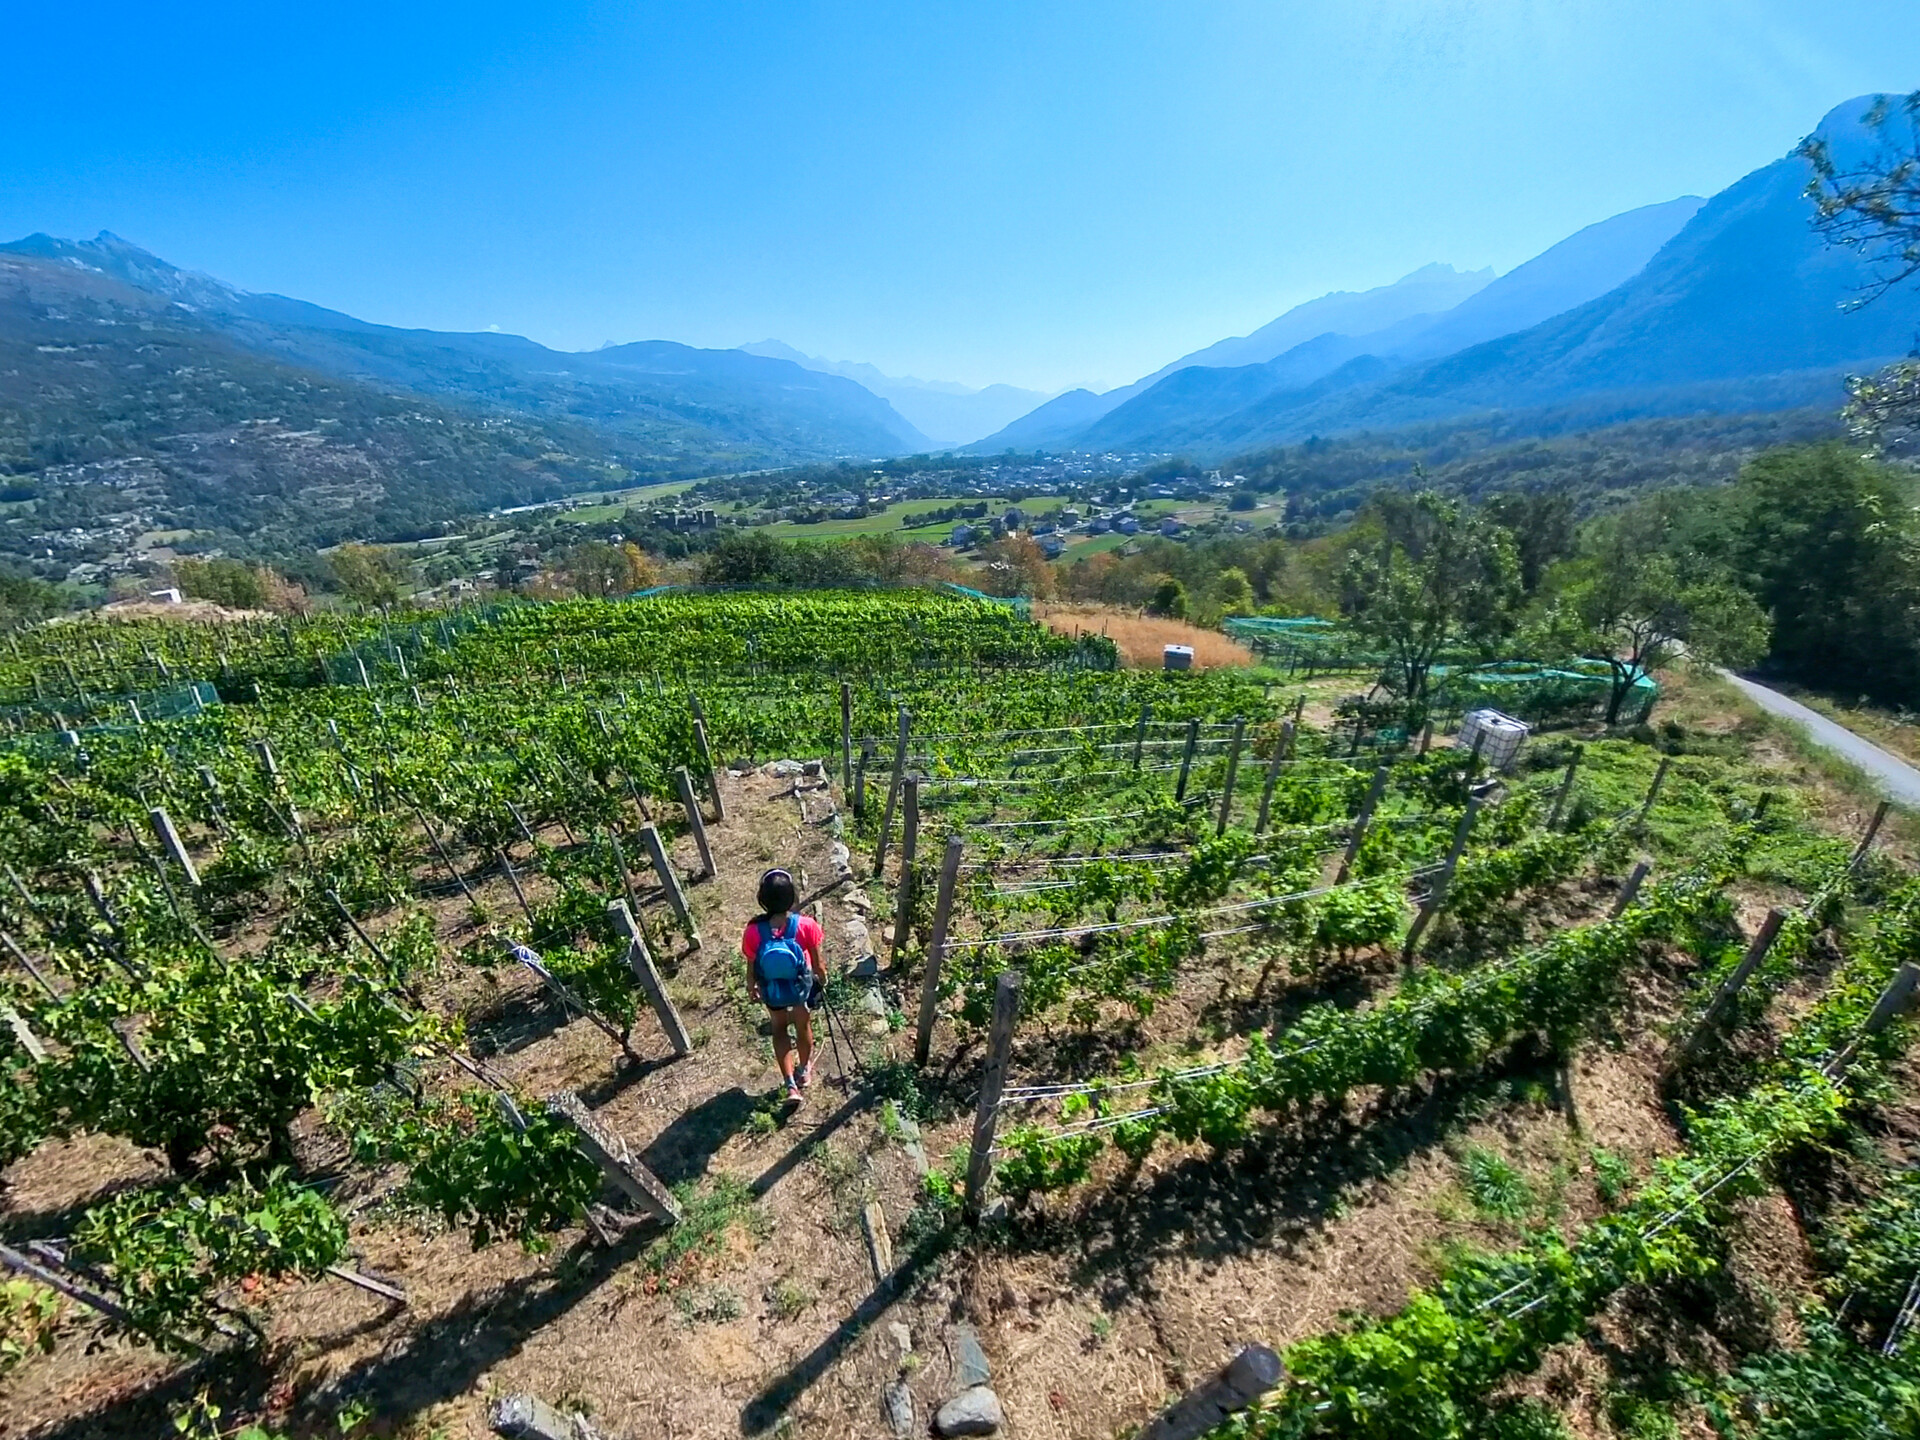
[640,822,700,945]
[914,835,965,1065]
[874,707,912,870]
[1546,748,1582,830]
[890,779,920,965]
[674,768,717,880]
[1638,756,1671,826]
[840,681,854,796]
[1675,906,1788,1065]
[607,900,691,1056]
[1825,963,1920,1079]
[692,718,725,822]
[1137,1345,1285,1440]
[1255,719,1295,835]
[1132,701,1153,770]
[254,739,302,831]
[495,849,538,929]
[1402,796,1481,961]
[147,806,200,888]
[1334,763,1390,884]
[1609,861,1652,918]
[1216,717,1246,836]
[1174,718,1201,802]
[1851,800,1891,870]
[964,972,1020,1220]
[544,1091,681,1225]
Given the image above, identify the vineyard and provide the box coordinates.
[0,588,1917,1440]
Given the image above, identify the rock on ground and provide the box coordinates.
[934,1385,1003,1437]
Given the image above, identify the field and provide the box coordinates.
[0,589,1918,1440]
[767,496,1070,541]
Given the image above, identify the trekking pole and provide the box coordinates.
[822,981,865,1083]
[812,979,851,1087]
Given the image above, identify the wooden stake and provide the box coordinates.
[607,900,691,1055]
[1,931,59,1001]
[408,800,476,904]
[1402,797,1481,961]
[545,1091,681,1224]
[1216,717,1246,836]
[1638,756,1671,825]
[147,807,199,888]
[964,972,1020,1220]
[1335,764,1390,884]
[1609,860,1652,918]
[839,681,854,796]
[693,718,725,822]
[1138,1345,1285,1440]
[1825,963,1920,1079]
[507,939,630,1052]
[915,836,964,1065]
[1851,800,1891,870]
[891,779,920,964]
[1175,718,1200,801]
[1255,722,1290,835]
[873,708,911,871]
[1677,907,1788,1063]
[496,849,537,930]
[255,739,302,831]
[640,823,699,944]
[675,767,716,879]
[1546,749,1581,831]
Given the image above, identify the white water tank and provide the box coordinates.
[1458,708,1530,771]
[1163,644,1194,671]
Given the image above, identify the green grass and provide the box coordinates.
[1061,531,1135,562]
[768,494,1068,539]
[644,1174,763,1280]
[1458,1145,1533,1221]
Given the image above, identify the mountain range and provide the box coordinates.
[737,341,1053,447]
[1,91,1912,572]
[971,97,1914,454]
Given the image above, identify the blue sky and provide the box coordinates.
[6,2,1919,391]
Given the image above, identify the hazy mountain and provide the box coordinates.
[1075,194,1709,451]
[1155,94,1920,453]
[990,95,1915,457]
[738,340,1052,446]
[1391,196,1705,361]
[0,246,637,564]
[966,262,1497,451]
[0,232,932,462]
[1148,262,1496,378]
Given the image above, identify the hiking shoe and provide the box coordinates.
[794,1061,812,1089]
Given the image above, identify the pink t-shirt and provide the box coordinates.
[741,915,824,968]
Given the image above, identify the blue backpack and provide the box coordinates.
[754,916,811,1009]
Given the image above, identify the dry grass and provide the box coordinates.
[1033,603,1254,669]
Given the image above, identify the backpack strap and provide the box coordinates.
[782,914,800,942]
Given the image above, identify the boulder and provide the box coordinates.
[934,1386,1003,1437]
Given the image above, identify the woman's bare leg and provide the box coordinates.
[794,1009,815,1080]
[771,1011,796,1086]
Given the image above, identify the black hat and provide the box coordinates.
[757,868,797,913]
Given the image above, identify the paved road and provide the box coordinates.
[1720,671,1920,808]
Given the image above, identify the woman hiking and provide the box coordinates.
[743,868,828,1104]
